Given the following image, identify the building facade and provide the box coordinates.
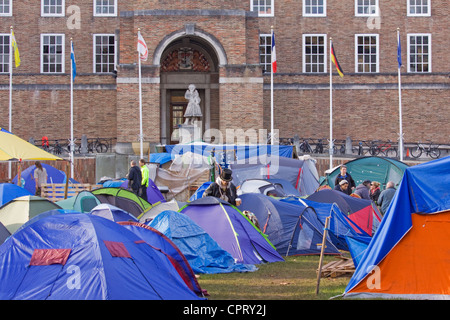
[0,1,448,151]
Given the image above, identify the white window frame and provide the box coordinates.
[355,34,379,73]
[41,0,65,17]
[355,0,379,17]
[302,34,327,74]
[303,0,327,17]
[407,33,431,73]
[0,34,10,73]
[407,0,431,17]
[250,0,274,17]
[0,0,12,17]
[93,34,116,73]
[94,0,117,17]
[40,33,65,74]
[259,33,272,73]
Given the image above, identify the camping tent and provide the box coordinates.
[0,183,32,207]
[230,155,319,196]
[0,213,204,300]
[138,199,180,223]
[180,197,284,265]
[148,210,257,274]
[344,156,450,299]
[118,221,204,296]
[321,156,408,190]
[0,195,61,233]
[12,163,76,195]
[238,193,340,256]
[91,187,152,219]
[56,190,101,213]
[119,179,166,206]
[307,189,382,236]
[89,203,138,222]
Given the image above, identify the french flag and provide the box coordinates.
[271,31,277,73]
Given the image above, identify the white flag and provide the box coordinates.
[137,32,148,61]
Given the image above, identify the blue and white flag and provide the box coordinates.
[397,32,402,68]
[71,41,76,80]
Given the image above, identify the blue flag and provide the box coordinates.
[71,42,76,80]
[397,33,402,68]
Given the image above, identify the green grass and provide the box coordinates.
[197,255,349,300]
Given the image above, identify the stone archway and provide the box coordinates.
[156,26,224,145]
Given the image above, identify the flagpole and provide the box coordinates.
[270,26,274,145]
[70,38,74,178]
[397,28,404,161]
[8,26,13,180]
[138,29,144,159]
[329,37,333,170]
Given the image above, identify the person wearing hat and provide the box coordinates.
[203,168,240,206]
[334,165,356,195]
[334,179,349,194]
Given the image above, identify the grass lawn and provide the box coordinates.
[197,255,350,300]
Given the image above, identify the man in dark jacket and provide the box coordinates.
[203,168,239,206]
[127,160,142,196]
[377,181,396,215]
[334,165,356,195]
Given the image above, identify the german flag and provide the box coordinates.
[331,43,344,77]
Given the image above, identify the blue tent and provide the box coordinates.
[148,210,257,274]
[189,181,213,201]
[239,193,340,256]
[180,197,284,265]
[0,183,32,206]
[118,221,205,296]
[12,163,78,195]
[344,156,450,299]
[0,213,204,300]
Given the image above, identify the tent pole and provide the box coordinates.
[316,216,330,295]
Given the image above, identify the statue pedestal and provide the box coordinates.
[178,121,202,144]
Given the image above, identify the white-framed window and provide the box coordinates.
[94,34,116,73]
[355,0,379,16]
[259,34,273,73]
[303,0,326,17]
[251,0,274,17]
[407,0,431,16]
[94,0,117,16]
[41,34,65,73]
[41,0,65,17]
[355,34,379,73]
[408,33,431,73]
[0,0,12,16]
[303,34,327,73]
[0,34,10,73]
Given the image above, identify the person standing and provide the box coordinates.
[334,165,355,195]
[354,180,371,200]
[377,181,397,215]
[33,161,48,196]
[370,181,381,203]
[334,179,349,194]
[127,160,142,196]
[139,159,149,202]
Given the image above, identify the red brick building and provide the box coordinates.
[0,1,448,152]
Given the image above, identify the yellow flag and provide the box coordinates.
[11,30,20,68]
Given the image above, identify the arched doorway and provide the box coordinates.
[158,32,222,145]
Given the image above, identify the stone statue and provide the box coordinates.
[184,84,202,125]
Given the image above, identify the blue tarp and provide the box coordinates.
[149,152,173,165]
[344,156,450,296]
[0,213,204,300]
[149,210,257,274]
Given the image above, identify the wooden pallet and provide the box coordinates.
[41,183,100,202]
[319,256,355,278]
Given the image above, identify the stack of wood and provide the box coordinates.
[318,256,355,278]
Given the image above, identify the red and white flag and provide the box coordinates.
[271,31,277,73]
[137,31,148,61]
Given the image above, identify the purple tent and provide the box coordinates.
[179,197,284,265]
[120,180,165,205]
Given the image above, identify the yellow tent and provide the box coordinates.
[0,128,62,161]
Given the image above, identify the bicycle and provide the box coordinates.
[87,138,109,153]
[298,138,313,154]
[369,140,398,158]
[314,139,324,154]
[410,140,440,159]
